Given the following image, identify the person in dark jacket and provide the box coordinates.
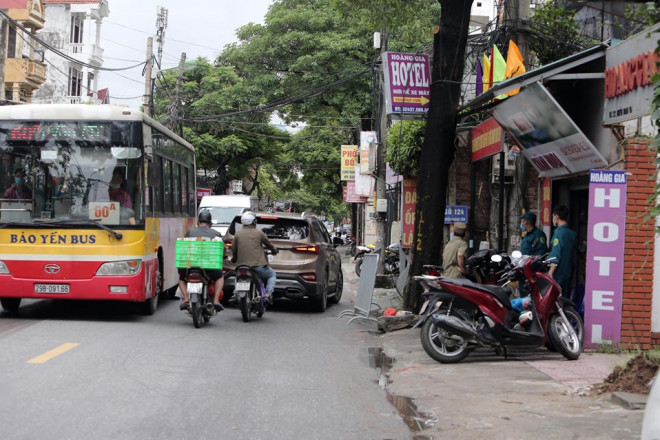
[520,211,548,256]
[548,205,577,298]
[231,211,279,302]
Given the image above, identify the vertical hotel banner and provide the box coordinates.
[584,169,627,348]
[340,145,358,181]
[471,118,503,162]
[402,178,417,248]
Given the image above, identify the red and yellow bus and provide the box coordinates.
[0,104,196,314]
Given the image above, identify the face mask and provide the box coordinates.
[520,222,525,231]
[449,232,454,240]
[109,183,120,190]
[14,177,22,185]
[552,218,558,227]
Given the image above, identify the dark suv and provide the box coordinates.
[222,212,343,312]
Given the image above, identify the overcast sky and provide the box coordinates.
[99,0,274,109]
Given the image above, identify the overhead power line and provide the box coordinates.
[0,9,147,72]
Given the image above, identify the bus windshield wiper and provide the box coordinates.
[33,219,123,240]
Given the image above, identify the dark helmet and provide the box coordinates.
[198,210,212,224]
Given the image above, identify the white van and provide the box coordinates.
[198,195,260,236]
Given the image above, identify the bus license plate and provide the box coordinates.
[235,282,251,291]
[34,284,70,294]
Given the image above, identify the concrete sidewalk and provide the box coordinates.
[339,254,645,439]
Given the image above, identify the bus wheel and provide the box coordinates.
[141,262,161,316]
[0,298,21,313]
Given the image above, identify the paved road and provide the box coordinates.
[0,280,412,440]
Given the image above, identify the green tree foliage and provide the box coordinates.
[385,120,425,177]
[153,58,288,196]
[529,3,592,66]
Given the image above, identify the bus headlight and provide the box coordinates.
[0,261,9,274]
[96,260,142,276]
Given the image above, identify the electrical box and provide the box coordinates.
[491,150,516,184]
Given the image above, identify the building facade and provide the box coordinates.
[0,0,47,103]
[32,0,109,104]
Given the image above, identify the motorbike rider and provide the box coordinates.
[520,211,548,256]
[231,211,279,302]
[178,210,225,311]
[442,222,468,278]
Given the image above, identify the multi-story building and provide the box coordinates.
[0,0,48,103]
[32,0,109,104]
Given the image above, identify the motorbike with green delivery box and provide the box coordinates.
[175,237,224,328]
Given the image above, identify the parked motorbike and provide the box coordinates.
[413,250,511,332]
[181,268,219,328]
[355,242,403,277]
[232,249,274,322]
[344,236,358,257]
[414,252,584,363]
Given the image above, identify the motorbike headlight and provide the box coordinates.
[96,260,142,276]
[0,261,9,274]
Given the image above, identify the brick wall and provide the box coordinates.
[622,138,656,349]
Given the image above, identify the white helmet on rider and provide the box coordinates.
[241,211,256,225]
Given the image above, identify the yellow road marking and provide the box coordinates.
[27,343,80,364]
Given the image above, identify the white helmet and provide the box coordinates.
[241,211,256,225]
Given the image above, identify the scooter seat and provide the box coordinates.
[441,278,513,309]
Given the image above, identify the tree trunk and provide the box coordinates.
[403,0,474,312]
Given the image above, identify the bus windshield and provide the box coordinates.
[0,120,143,226]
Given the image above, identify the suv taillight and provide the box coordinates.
[293,245,319,254]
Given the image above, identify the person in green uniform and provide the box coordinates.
[443,222,468,279]
[548,205,577,298]
[520,211,548,256]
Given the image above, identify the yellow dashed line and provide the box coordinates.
[27,343,80,364]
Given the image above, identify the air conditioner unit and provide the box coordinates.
[491,150,516,184]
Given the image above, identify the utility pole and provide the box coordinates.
[374,29,389,270]
[143,37,154,116]
[167,52,186,136]
[0,11,7,98]
[155,7,168,69]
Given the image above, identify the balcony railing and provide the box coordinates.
[67,43,104,66]
[4,58,47,86]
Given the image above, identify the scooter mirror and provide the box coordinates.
[511,250,523,259]
[491,254,503,263]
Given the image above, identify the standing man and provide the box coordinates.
[548,205,577,298]
[443,222,468,279]
[520,211,548,256]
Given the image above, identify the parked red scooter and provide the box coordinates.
[415,252,584,363]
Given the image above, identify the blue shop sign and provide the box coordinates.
[445,205,468,224]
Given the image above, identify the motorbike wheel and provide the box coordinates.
[191,301,204,328]
[239,285,254,323]
[420,311,474,364]
[547,308,583,360]
[355,258,363,277]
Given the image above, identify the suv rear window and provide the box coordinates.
[229,217,310,240]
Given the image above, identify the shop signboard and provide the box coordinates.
[382,52,431,116]
[604,24,659,125]
[343,181,368,203]
[340,145,358,181]
[196,188,211,200]
[402,178,417,248]
[584,169,627,348]
[492,82,607,178]
[360,131,377,174]
[471,118,503,162]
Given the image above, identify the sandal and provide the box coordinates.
[213,302,224,312]
[179,301,190,310]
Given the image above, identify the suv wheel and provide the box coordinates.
[312,279,328,313]
[329,271,343,304]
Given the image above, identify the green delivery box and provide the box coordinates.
[175,238,224,269]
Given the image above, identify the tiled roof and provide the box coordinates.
[44,1,100,4]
